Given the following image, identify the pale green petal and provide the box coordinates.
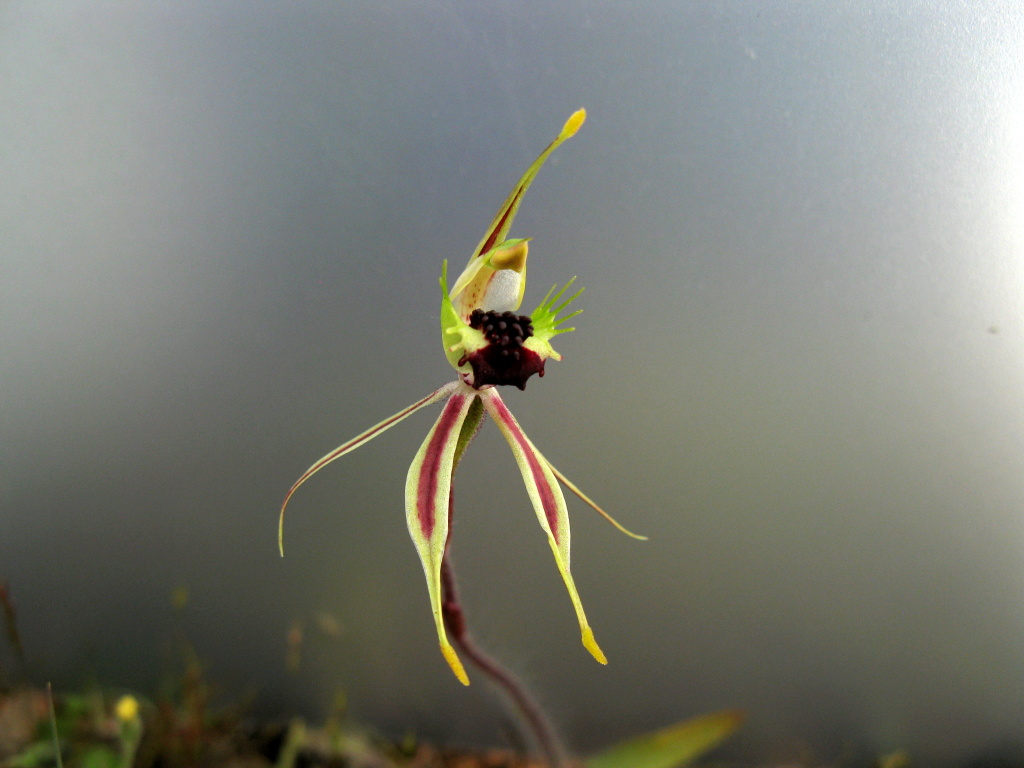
[279,382,458,556]
[546,461,648,540]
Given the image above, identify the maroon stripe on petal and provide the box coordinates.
[488,396,561,543]
[479,189,521,257]
[416,394,466,539]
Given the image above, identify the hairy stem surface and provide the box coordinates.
[441,396,568,768]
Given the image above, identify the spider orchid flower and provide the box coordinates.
[279,109,644,686]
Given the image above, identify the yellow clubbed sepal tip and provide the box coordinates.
[561,108,586,138]
[441,642,470,686]
[582,626,607,665]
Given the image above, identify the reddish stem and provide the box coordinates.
[440,554,567,768]
[441,397,568,767]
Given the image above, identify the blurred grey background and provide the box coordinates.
[2,2,1023,765]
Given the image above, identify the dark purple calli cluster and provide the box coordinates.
[458,309,546,390]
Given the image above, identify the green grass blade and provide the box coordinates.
[584,709,744,768]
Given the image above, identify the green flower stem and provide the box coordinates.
[441,396,568,768]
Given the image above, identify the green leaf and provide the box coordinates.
[81,746,119,768]
[7,741,56,768]
[584,709,744,768]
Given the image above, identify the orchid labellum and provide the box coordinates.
[279,109,644,686]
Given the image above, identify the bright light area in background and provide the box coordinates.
[1006,74,1024,331]
[985,28,1024,356]
[1005,68,1024,547]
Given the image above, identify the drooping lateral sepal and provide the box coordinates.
[405,385,479,685]
[279,381,460,556]
[479,388,607,665]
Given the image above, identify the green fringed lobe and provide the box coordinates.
[517,277,584,366]
[530,277,584,342]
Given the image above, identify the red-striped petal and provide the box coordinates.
[480,388,606,665]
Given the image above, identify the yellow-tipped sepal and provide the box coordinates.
[560,108,586,139]
[441,642,470,686]
[479,387,606,666]
[405,385,478,684]
[582,626,607,665]
[450,109,586,312]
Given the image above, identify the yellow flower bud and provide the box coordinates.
[115,694,139,722]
